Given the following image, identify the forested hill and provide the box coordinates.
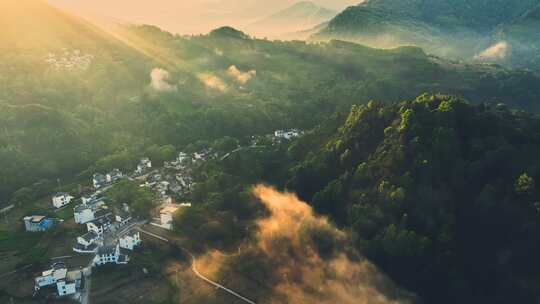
[1,1,540,207]
[313,0,540,69]
[287,94,540,303]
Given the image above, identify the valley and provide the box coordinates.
[1,1,540,303]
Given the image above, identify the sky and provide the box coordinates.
[46,0,360,35]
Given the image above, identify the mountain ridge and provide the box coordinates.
[246,1,337,38]
[313,0,540,68]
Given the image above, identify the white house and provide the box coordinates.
[136,158,152,174]
[34,263,81,297]
[93,173,106,189]
[152,203,191,230]
[159,205,179,230]
[274,129,301,140]
[35,265,66,290]
[56,280,76,296]
[106,169,123,183]
[73,231,100,253]
[86,216,112,236]
[115,205,132,226]
[93,244,129,266]
[23,216,54,232]
[119,231,141,250]
[81,193,103,205]
[74,203,109,224]
[177,152,189,164]
[74,205,94,224]
[52,193,73,209]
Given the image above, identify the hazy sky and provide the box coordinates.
[47,0,360,35]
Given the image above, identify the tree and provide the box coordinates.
[515,172,535,195]
[145,144,176,166]
[10,187,35,206]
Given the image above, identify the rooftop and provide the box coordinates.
[97,244,117,255]
[160,205,180,215]
[54,192,70,197]
[24,215,46,223]
[80,231,98,242]
[89,215,112,226]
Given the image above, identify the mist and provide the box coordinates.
[46,0,360,35]
[199,185,416,303]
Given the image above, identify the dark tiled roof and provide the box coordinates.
[73,243,98,251]
[80,231,98,242]
[89,215,112,227]
[94,208,111,219]
[97,245,116,255]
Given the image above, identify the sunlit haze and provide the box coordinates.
[47,0,360,35]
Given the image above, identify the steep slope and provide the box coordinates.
[1,1,540,210]
[313,0,540,67]
[247,1,337,37]
[287,94,540,303]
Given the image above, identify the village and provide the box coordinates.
[15,129,302,303]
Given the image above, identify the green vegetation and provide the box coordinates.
[316,0,540,69]
[2,0,540,207]
[107,180,157,218]
[287,94,540,303]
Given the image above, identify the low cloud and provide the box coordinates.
[150,68,177,92]
[199,185,415,303]
[475,41,509,61]
[198,73,227,92]
[252,185,414,304]
[227,65,256,84]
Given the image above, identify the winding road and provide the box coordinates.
[137,227,257,304]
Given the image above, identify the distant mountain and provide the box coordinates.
[246,1,337,38]
[313,0,540,69]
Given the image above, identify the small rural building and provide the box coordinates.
[119,231,141,250]
[106,169,123,183]
[73,231,100,253]
[81,193,103,205]
[152,203,191,230]
[115,208,132,226]
[86,215,112,236]
[23,216,54,232]
[52,193,73,209]
[74,203,109,224]
[34,263,81,297]
[92,244,129,266]
[93,173,107,189]
[274,129,301,140]
[136,158,152,174]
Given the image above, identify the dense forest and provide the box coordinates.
[287,94,540,303]
[2,1,540,303]
[171,94,540,303]
[2,5,540,205]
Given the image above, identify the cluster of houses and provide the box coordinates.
[163,150,216,198]
[25,131,308,299]
[22,192,73,232]
[92,168,123,189]
[273,129,302,141]
[34,262,83,298]
[72,179,141,267]
[45,49,94,71]
[30,166,143,299]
